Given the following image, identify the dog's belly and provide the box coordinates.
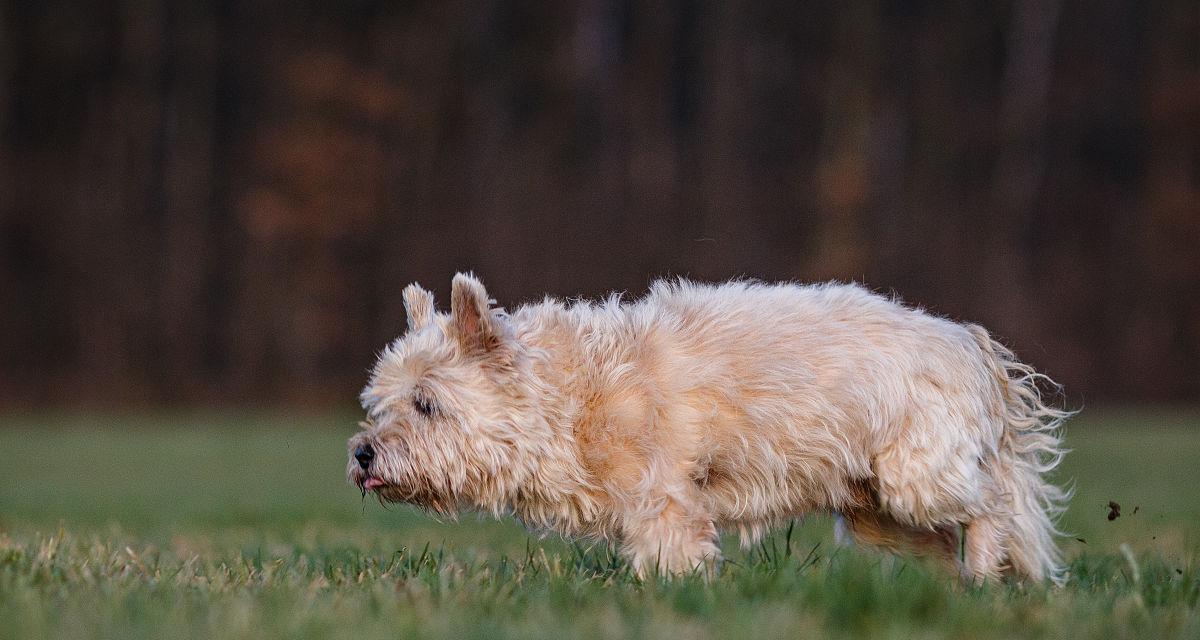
[694,433,868,528]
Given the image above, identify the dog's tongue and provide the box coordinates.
[363,477,386,490]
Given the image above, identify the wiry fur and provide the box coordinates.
[348,273,1072,583]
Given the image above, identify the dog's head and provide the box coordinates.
[348,273,550,516]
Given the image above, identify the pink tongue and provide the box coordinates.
[364,477,386,490]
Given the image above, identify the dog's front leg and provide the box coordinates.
[620,495,721,578]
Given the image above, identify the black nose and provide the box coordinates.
[354,444,374,470]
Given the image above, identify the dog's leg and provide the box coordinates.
[839,508,963,574]
[833,512,855,546]
[961,514,1011,584]
[621,495,720,578]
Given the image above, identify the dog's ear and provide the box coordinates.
[402,283,435,332]
[450,272,501,352]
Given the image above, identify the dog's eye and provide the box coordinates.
[413,396,434,417]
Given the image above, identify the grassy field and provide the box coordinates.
[0,410,1197,639]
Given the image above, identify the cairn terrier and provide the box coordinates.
[348,273,1071,583]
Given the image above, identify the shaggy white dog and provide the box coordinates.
[349,274,1071,583]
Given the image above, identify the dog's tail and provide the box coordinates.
[970,325,1073,585]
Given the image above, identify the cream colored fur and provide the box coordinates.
[348,273,1072,583]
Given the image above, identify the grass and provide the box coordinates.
[0,409,1197,639]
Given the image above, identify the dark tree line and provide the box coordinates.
[0,0,1197,407]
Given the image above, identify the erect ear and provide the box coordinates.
[402,283,435,332]
[450,272,501,352]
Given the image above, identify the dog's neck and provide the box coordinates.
[499,302,620,540]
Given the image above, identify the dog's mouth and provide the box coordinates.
[353,474,457,517]
[362,476,388,490]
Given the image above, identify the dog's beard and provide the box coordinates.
[371,474,460,518]
[351,440,480,519]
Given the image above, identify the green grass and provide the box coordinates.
[0,410,1197,639]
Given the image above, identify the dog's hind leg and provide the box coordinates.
[836,479,963,573]
[961,512,1011,583]
[839,507,963,574]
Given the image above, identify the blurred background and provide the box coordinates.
[0,0,1197,409]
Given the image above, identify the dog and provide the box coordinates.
[348,273,1071,583]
